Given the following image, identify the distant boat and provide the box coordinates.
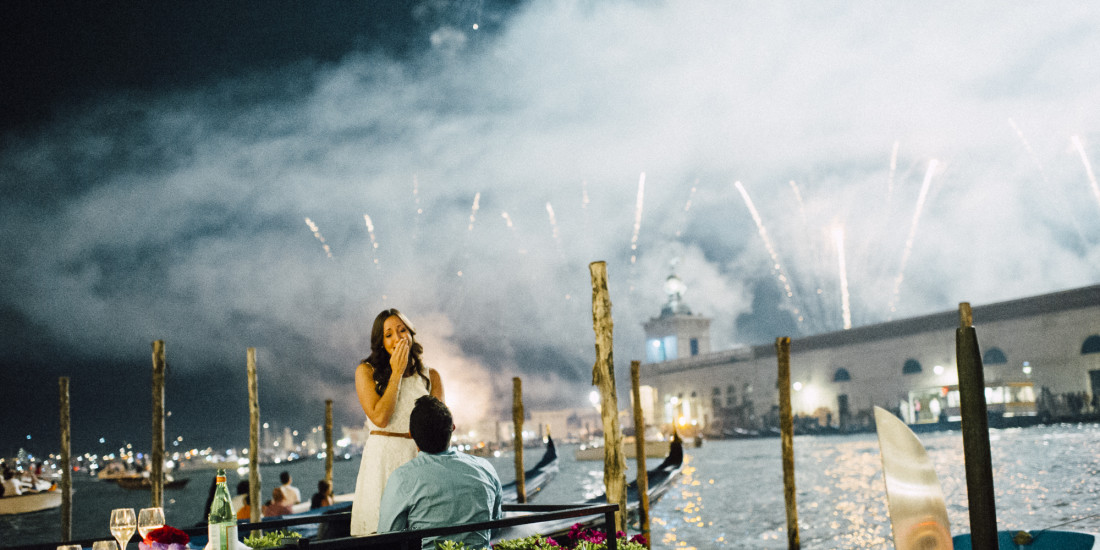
[116,476,190,490]
[96,462,142,481]
[573,438,670,460]
[0,480,62,515]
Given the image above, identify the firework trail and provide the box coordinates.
[888,159,938,315]
[675,183,697,238]
[630,173,645,264]
[467,192,481,232]
[734,180,801,322]
[787,180,830,330]
[582,180,590,209]
[1072,135,1100,212]
[834,226,852,330]
[412,175,422,242]
[1010,119,1051,183]
[886,141,899,205]
[304,217,333,259]
[546,202,565,258]
[1011,122,1088,247]
[501,211,514,228]
[363,214,380,268]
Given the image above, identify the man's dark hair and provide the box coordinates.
[236,480,249,495]
[280,471,291,484]
[409,395,453,453]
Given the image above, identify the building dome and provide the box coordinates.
[660,273,692,317]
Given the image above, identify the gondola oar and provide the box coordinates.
[873,406,951,549]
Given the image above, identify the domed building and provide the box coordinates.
[638,281,1100,436]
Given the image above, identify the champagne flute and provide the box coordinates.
[137,507,165,539]
[93,541,118,550]
[110,508,136,550]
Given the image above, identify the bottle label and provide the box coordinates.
[208,522,237,550]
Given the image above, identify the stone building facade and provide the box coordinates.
[639,280,1100,436]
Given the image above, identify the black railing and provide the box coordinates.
[9,503,620,550]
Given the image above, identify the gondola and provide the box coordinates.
[491,435,685,544]
[501,435,559,504]
[115,476,190,490]
[189,436,562,545]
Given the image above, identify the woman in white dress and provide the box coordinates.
[350,309,445,535]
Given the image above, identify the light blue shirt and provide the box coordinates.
[377,449,503,549]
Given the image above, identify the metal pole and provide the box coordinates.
[151,340,166,508]
[776,337,800,550]
[512,377,526,504]
[630,361,651,548]
[248,347,262,524]
[956,302,998,548]
[59,377,72,542]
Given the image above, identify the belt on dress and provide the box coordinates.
[370,430,413,439]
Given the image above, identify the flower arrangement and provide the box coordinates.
[435,523,647,550]
[139,526,190,550]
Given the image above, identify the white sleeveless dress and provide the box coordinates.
[350,372,431,535]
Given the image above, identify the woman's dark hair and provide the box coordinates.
[362,308,429,396]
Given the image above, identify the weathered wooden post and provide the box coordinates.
[151,340,166,508]
[512,377,526,504]
[325,399,334,484]
[59,377,72,542]
[590,261,628,533]
[247,347,262,524]
[956,302,998,548]
[776,336,800,550]
[630,360,651,548]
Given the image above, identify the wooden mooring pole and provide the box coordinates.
[247,347,262,524]
[776,336,800,550]
[324,399,334,484]
[512,377,526,504]
[956,303,998,549]
[59,377,72,542]
[590,261,627,534]
[630,360,651,549]
[151,340,166,508]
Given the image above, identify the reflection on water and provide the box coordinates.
[5,424,1098,548]
[648,424,1100,549]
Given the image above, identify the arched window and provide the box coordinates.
[983,347,1008,364]
[1083,335,1100,355]
[903,359,922,375]
[833,368,851,382]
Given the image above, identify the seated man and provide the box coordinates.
[377,396,503,549]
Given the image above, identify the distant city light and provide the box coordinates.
[933,365,945,375]
[793,382,803,391]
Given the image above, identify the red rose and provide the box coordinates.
[145,526,190,545]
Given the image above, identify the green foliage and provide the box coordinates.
[489,534,558,549]
[242,530,302,549]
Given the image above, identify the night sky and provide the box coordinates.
[3,1,1099,455]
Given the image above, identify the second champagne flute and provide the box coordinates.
[110,508,136,550]
[137,507,165,539]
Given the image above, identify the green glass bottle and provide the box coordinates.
[207,469,237,550]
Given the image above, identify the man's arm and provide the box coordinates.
[376,473,409,533]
